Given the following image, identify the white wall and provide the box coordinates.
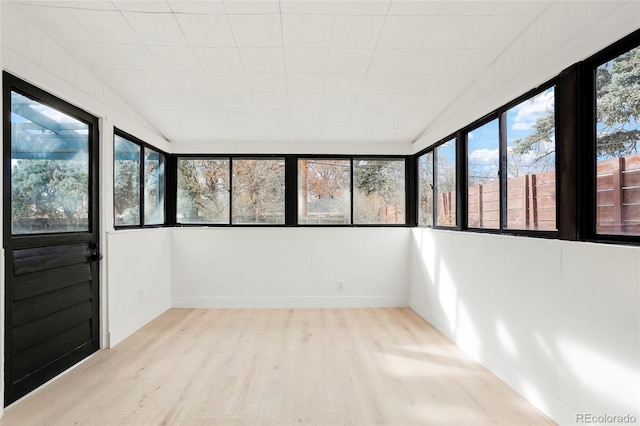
[106,229,172,346]
[1,1,173,353]
[410,229,640,425]
[414,1,640,151]
[172,227,410,308]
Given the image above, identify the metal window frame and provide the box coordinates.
[113,128,169,230]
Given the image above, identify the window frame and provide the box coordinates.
[582,28,640,245]
[465,115,502,231]
[414,80,560,238]
[171,154,410,228]
[113,128,168,230]
[462,83,559,237]
[415,135,459,230]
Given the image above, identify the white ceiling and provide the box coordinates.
[15,0,554,145]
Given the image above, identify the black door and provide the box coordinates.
[3,73,100,406]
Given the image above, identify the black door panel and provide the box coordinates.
[3,72,100,406]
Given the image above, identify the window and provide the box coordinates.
[435,139,457,227]
[418,152,434,226]
[353,159,405,224]
[177,158,230,224]
[467,119,500,229]
[595,44,640,236]
[232,158,285,224]
[144,148,165,225]
[298,159,351,224]
[506,88,556,231]
[113,130,166,228]
[10,91,90,234]
[114,135,141,226]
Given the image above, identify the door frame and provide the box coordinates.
[2,71,101,406]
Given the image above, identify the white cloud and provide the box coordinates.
[512,90,554,131]
[469,147,499,164]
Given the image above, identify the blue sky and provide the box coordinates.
[466,87,555,178]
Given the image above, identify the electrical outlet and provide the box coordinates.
[337,280,344,292]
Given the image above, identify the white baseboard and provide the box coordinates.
[172,296,408,309]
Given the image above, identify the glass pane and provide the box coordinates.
[298,159,351,225]
[11,91,89,234]
[177,158,230,224]
[467,119,500,229]
[232,158,285,224]
[144,148,165,225]
[353,159,405,224]
[506,87,556,231]
[114,136,141,226]
[435,139,456,227]
[418,152,434,226]
[596,46,640,235]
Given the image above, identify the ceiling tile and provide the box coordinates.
[127,89,221,108]
[440,1,499,16]
[97,43,157,69]
[467,15,535,49]
[144,106,232,139]
[353,92,393,112]
[217,92,256,109]
[323,73,364,94]
[67,9,140,43]
[22,1,116,10]
[333,1,390,15]
[325,48,372,74]
[195,48,245,72]
[330,15,386,48]
[252,92,288,108]
[176,14,236,47]
[417,48,499,71]
[395,73,471,94]
[359,74,401,94]
[122,12,188,45]
[229,14,283,47]
[239,48,285,72]
[368,49,421,74]
[282,14,333,47]
[68,43,141,71]
[12,0,563,144]
[287,73,325,93]
[421,16,483,49]
[223,0,280,14]
[280,1,336,15]
[491,1,552,16]
[246,73,288,92]
[288,92,323,108]
[387,1,444,16]
[147,45,201,70]
[19,4,92,42]
[100,69,211,90]
[168,0,226,14]
[377,16,436,48]
[321,93,358,110]
[113,1,172,12]
[386,93,431,110]
[284,48,329,73]
[206,72,250,92]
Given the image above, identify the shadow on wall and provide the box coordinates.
[409,228,640,424]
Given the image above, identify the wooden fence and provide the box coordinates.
[596,154,640,234]
[436,153,640,233]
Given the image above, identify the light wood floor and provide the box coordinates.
[1,308,555,426]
